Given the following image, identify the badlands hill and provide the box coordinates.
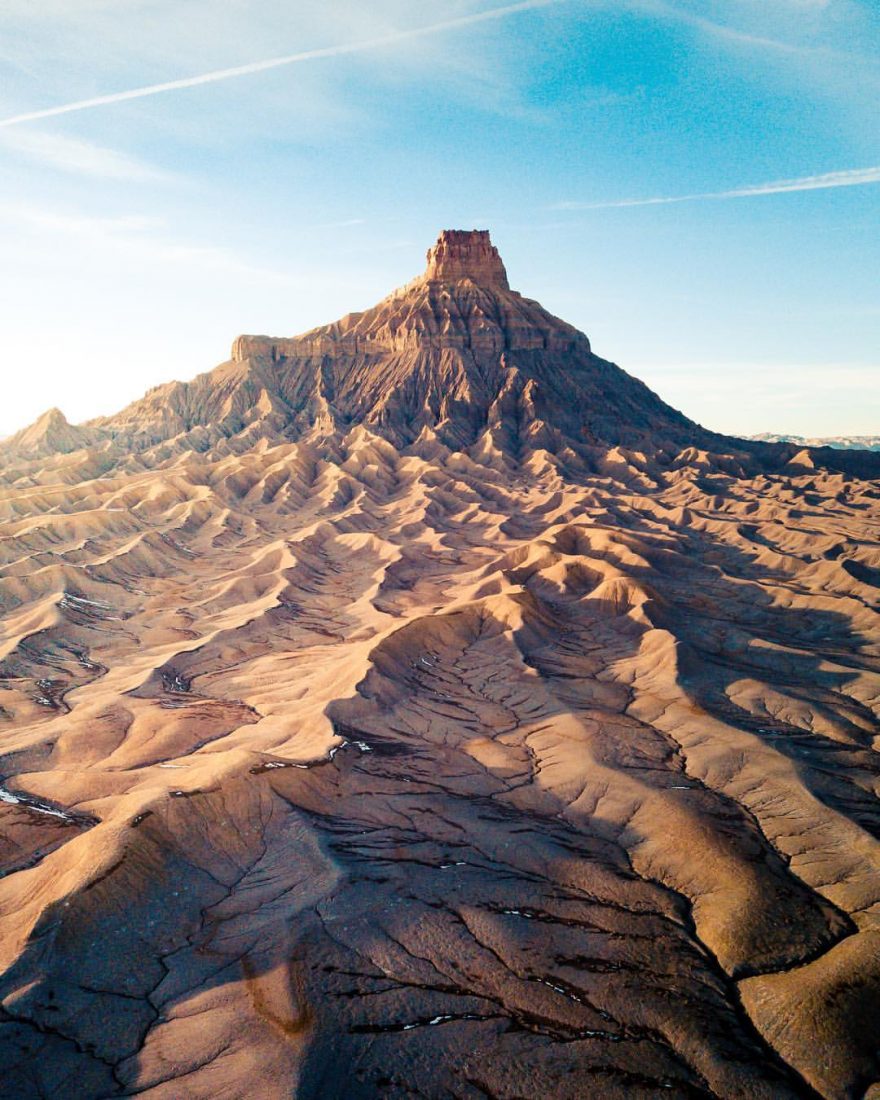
[0,230,878,1099]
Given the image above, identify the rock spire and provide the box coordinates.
[423,229,510,288]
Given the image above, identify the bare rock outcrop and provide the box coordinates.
[423,227,510,286]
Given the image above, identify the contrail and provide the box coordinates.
[553,166,880,210]
[0,0,564,128]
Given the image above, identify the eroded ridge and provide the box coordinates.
[0,232,878,1098]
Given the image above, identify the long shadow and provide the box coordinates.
[607,504,880,841]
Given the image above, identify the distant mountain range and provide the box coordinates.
[748,432,880,451]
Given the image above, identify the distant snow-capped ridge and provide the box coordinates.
[748,433,880,452]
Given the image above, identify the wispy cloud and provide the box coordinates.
[0,129,172,181]
[552,166,880,211]
[312,217,367,230]
[0,0,565,128]
[634,0,857,60]
[0,200,293,283]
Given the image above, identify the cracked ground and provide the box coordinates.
[0,419,878,1099]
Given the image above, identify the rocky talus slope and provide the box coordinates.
[0,230,878,1099]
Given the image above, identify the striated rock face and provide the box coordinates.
[0,232,878,1100]
[3,407,97,458]
[3,231,876,479]
[423,227,510,286]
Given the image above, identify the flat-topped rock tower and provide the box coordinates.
[423,228,510,287]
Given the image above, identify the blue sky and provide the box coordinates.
[1,0,878,439]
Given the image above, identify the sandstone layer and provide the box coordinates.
[0,231,878,1099]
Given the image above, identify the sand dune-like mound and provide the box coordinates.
[0,230,878,1099]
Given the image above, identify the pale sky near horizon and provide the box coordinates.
[0,0,878,440]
